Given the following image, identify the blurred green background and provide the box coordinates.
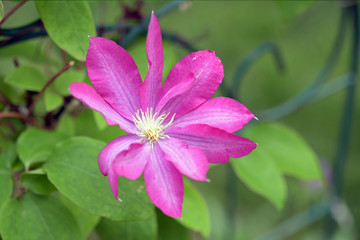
[0,1,359,240]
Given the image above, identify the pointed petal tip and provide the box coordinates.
[205,178,211,183]
[117,197,123,202]
[164,208,182,218]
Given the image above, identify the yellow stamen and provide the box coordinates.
[132,108,175,147]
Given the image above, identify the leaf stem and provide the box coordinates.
[28,61,74,116]
[0,0,27,26]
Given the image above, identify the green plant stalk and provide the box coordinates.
[256,199,330,240]
[324,3,359,239]
[121,1,185,47]
[259,9,347,121]
[230,42,285,99]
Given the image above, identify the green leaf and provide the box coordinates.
[0,139,17,169]
[231,149,287,209]
[93,110,108,130]
[0,40,59,65]
[35,1,96,60]
[0,0,4,22]
[176,179,210,237]
[245,123,322,180]
[60,195,99,239]
[276,1,313,22]
[0,76,24,104]
[21,171,56,195]
[44,90,63,112]
[17,128,68,169]
[96,214,157,240]
[158,211,190,240]
[0,192,83,240]
[74,109,127,142]
[44,137,154,221]
[56,113,76,137]
[4,66,46,91]
[53,71,85,96]
[0,169,12,209]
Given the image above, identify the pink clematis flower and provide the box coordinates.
[69,13,256,218]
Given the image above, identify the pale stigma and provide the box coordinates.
[132,108,175,146]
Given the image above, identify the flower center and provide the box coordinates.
[132,108,175,146]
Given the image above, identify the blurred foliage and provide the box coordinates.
[0,1,359,240]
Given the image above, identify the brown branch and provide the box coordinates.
[0,0,27,26]
[0,112,27,119]
[13,58,19,67]
[60,50,68,67]
[0,92,17,111]
[28,61,74,116]
[0,111,40,128]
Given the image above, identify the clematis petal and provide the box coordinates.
[160,50,224,117]
[69,82,136,133]
[159,138,209,181]
[112,143,151,180]
[107,169,120,200]
[173,97,255,133]
[99,134,142,199]
[98,134,141,177]
[155,73,195,114]
[144,144,183,218]
[140,12,163,109]
[167,124,257,164]
[87,37,142,120]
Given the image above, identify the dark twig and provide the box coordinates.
[0,0,27,26]
[28,61,74,116]
[0,19,42,36]
[0,111,38,127]
[60,50,68,67]
[13,58,19,67]
[0,92,17,111]
[0,111,27,119]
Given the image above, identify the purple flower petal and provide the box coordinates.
[98,134,140,177]
[168,124,257,163]
[112,143,151,180]
[160,50,224,117]
[144,144,183,218]
[155,73,195,114]
[69,82,136,133]
[87,37,142,120]
[140,12,163,109]
[107,169,120,200]
[173,97,256,132]
[159,138,209,181]
[98,134,142,199]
